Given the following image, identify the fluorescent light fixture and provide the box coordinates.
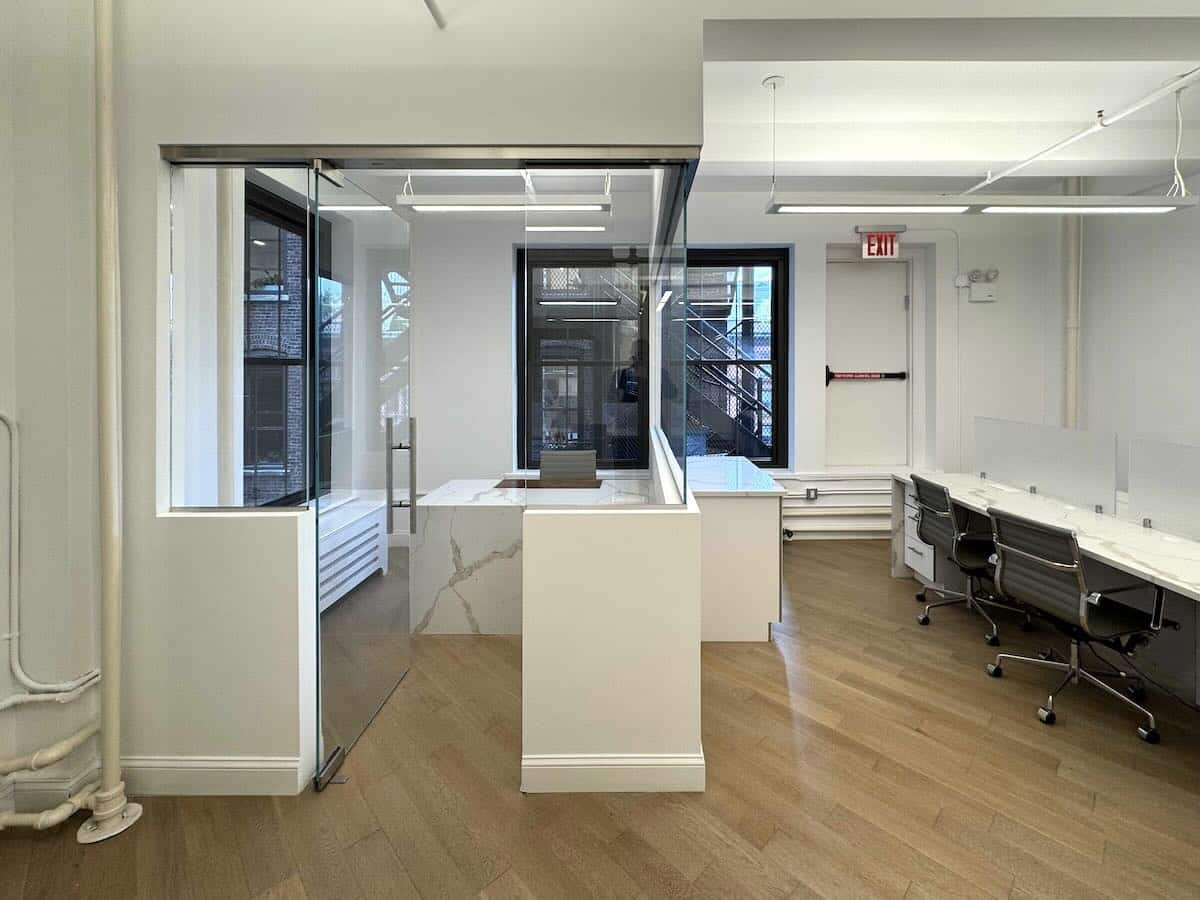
[318,204,391,212]
[252,239,266,247]
[767,192,1198,216]
[776,205,967,214]
[537,299,619,306]
[981,205,1176,215]
[523,226,604,234]
[415,203,603,213]
[397,193,611,214]
[656,290,673,314]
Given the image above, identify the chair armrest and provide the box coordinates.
[1150,587,1166,632]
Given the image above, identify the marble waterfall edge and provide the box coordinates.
[410,504,523,634]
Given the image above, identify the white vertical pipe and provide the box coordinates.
[2,412,101,694]
[78,0,141,843]
[1063,177,1082,428]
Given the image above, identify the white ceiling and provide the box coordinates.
[700,59,1200,181]
[705,61,1200,124]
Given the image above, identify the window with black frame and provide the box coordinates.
[685,248,789,467]
[243,184,310,506]
[517,248,649,470]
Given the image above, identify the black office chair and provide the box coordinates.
[984,508,1171,744]
[912,474,1023,645]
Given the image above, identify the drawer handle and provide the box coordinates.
[907,545,925,557]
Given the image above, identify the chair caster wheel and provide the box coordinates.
[1037,707,1056,725]
[1137,725,1160,744]
[917,614,930,626]
[985,633,999,647]
[986,663,1002,678]
[1127,685,1148,703]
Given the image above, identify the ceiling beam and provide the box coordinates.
[704,18,1200,63]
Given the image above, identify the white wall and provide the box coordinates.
[686,189,1067,474]
[1080,197,1200,487]
[411,219,522,491]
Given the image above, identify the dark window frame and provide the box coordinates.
[243,182,332,507]
[686,247,789,469]
[516,247,651,470]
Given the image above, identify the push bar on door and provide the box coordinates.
[825,364,908,386]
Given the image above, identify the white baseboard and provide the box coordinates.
[122,755,303,796]
[521,752,705,793]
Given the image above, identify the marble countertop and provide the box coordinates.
[418,477,654,508]
[897,471,1200,602]
[686,456,785,497]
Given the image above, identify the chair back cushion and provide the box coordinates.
[539,449,597,482]
[912,475,956,555]
[989,509,1084,624]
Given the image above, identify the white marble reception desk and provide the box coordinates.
[410,476,654,634]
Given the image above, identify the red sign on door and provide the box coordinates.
[862,232,899,259]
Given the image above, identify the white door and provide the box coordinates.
[825,261,908,466]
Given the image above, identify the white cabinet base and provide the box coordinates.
[698,494,782,642]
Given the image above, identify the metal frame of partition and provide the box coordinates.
[161,145,703,168]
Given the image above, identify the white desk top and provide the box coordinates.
[418,478,654,509]
[686,456,786,497]
[896,471,1200,602]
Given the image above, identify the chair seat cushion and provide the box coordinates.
[955,538,995,573]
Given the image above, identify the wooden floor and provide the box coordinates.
[4,540,1200,899]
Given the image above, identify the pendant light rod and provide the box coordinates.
[422,0,447,29]
[762,75,784,201]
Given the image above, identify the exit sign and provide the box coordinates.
[862,232,900,259]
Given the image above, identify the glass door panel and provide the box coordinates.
[313,165,413,786]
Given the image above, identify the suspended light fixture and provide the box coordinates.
[765,193,1195,215]
[526,225,607,232]
[395,168,613,213]
[761,66,1197,216]
[399,197,610,212]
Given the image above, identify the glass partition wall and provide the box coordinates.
[168,154,693,788]
[312,171,413,784]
